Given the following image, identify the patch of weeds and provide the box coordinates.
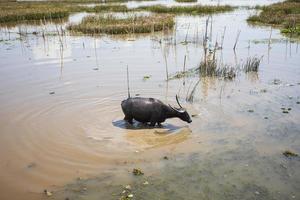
[132,168,144,176]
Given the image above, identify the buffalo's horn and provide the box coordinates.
[176,95,183,108]
[169,104,185,113]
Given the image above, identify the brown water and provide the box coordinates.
[0,3,300,200]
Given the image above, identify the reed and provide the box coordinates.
[243,57,262,73]
[67,14,174,35]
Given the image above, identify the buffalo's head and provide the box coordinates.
[169,95,192,123]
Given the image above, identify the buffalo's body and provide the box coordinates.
[121,97,192,126]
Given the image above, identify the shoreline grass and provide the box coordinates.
[67,14,174,35]
[247,0,300,36]
[137,4,234,15]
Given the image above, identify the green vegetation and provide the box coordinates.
[247,0,300,36]
[138,4,234,15]
[175,0,197,3]
[67,14,174,34]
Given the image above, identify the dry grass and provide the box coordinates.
[67,14,175,34]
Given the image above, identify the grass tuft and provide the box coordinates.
[243,57,262,73]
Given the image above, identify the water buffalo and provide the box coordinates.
[121,95,192,126]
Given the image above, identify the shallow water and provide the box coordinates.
[0,1,300,200]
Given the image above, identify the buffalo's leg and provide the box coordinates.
[124,115,133,125]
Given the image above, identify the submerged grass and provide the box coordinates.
[247,0,300,36]
[67,14,174,34]
[138,5,234,15]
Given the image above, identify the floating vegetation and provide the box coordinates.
[138,5,234,15]
[283,150,298,157]
[132,168,144,176]
[143,75,151,81]
[67,14,174,35]
[247,0,300,37]
[243,57,262,73]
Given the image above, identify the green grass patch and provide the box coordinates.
[67,14,175,34]
[137,4,234,15]
[247,0,300,36]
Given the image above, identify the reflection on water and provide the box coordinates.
[0,3,299,200]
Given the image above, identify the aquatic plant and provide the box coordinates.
[243,57,262,73]
[67,14,175,35]
[137,5,234,15]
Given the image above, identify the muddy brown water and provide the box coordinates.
[0,2,300,200]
